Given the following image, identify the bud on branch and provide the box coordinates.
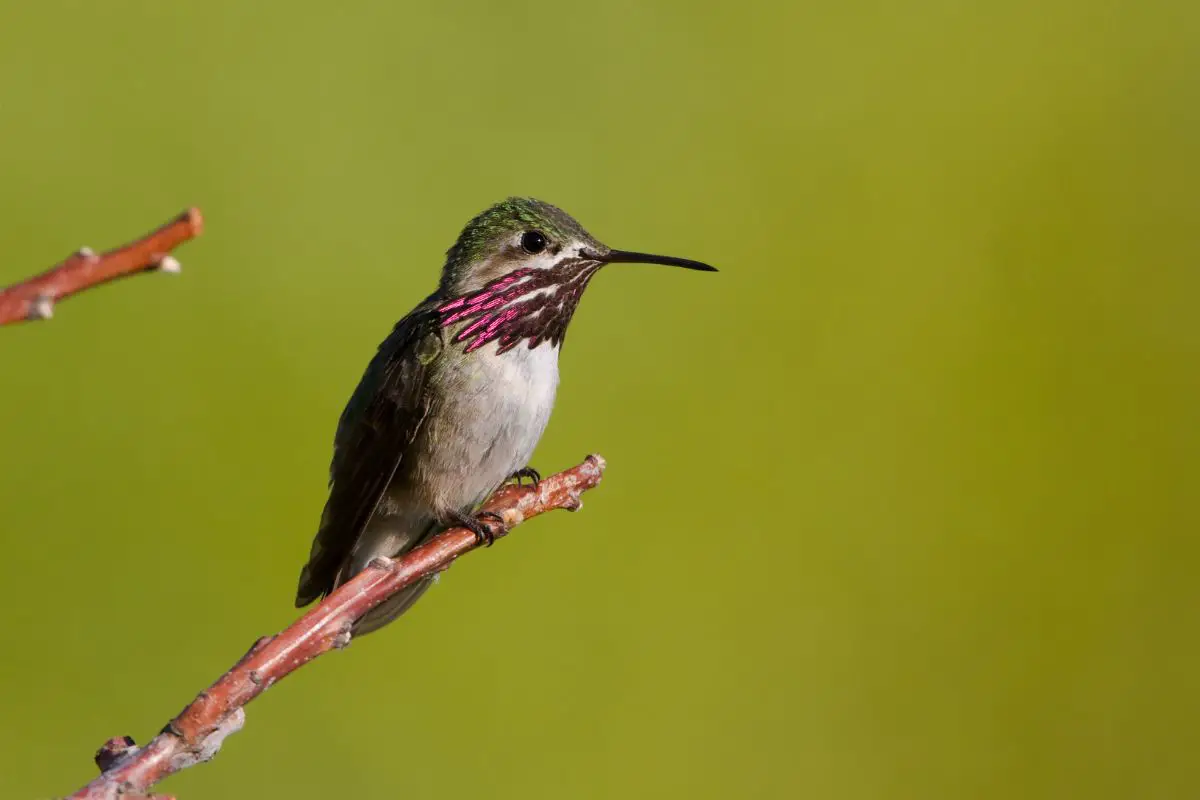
[0,208,202,326]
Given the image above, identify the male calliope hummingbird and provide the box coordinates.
[295,197,716,635]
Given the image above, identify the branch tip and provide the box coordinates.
[182,207,204,236]
[0,207,202,326]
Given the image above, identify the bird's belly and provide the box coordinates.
[407,342,559,513]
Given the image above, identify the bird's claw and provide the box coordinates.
[508,466,541,489]
[446,510,507,547]
[474,511,507,546]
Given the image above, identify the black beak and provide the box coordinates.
[588,248,718,272]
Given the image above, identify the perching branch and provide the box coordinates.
[0,208,202,326]
[67,455,607,800]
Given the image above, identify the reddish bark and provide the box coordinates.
[68,455,606,800]
[0,208,202,325]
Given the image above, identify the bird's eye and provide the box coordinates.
[520,230,548,254]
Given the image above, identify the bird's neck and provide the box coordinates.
[436,261,599,354]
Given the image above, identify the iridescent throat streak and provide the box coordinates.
[436,258,599,354]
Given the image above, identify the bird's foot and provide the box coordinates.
[508,466,541,489]
[445,509,508,547]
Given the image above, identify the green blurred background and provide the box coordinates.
[1,1,1197,798]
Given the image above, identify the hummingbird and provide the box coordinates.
[295,197,716,635]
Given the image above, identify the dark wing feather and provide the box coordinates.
[295,307,443,606]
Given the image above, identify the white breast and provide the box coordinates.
[413,341,560,512]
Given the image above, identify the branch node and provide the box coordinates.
[235,635,275,668]
[328,617,356,650]
[168,709,244,772]
[197,709,244,763]
[366,555,395,571]
[155,255,182,274]
[76,246,97,259]
[28,294,54,320]
[94,736,138,772]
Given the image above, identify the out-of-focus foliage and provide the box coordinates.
[1,2,1196,798]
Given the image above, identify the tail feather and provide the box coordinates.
[295,512,440,636]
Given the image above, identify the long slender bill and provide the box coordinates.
[594,249,718,272]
